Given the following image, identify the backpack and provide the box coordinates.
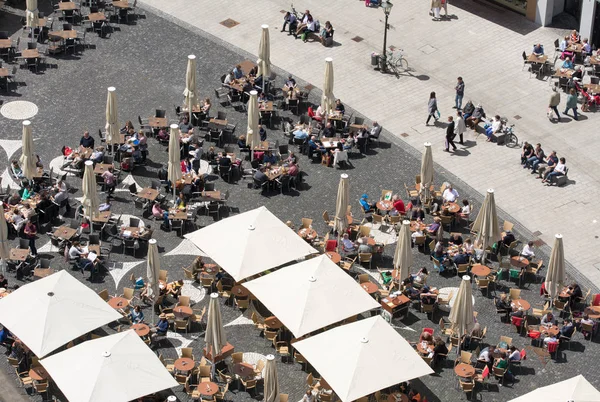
[314,20,320,32]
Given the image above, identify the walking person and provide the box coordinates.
[430,0,441,20]
[426,92,439,125]
[441,0,448,17]
[454,77,464,110]
[564,88,578,120]
[24,220,37,257]
[455,111,466,144]
[548,87,561,121]
[445,116,457,152]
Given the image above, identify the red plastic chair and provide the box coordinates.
[325,240,338,252]
[423,327,434,335]
[547,341,559,359]
[520,348,527,360]
[592,294,600,306]
[511,316,524,333]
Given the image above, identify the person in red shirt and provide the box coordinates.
[392,194,405,214]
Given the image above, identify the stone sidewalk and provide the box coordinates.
[139,0,600,286]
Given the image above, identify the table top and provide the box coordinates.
[510,256,529,268]
[298,228,317,240]
[239,59,257,75]
[259,101,274,112]
[584,83,600,94]
[169,210,188,220]
[585,306,600,319]
[0,68,9,78]
[553,69,574,78]
[198,382,219,396]
[417,341,433,355]
[541,325,560,337]
[112,0,130,8]
[54,225,77,240]
[321,139,340,148]
[454,363,475,377]
[376,200,394,211]
[204,264,218,274]
[566,43,583,52]
[527,53,548,63]
[232,284,249,298]
[20,49,40,58]
[87,244,100,255]
[138,187,159,201]
[29,366,50,381]
[0,39,12,49]
[94,163,113,174]
[265,316,283,329]
[92,211,112,223]
[87,12,106,21]
[410,221,426,232]
[233,362,254,377]
[174,357,195,371]
[202,190,222,201]
[49,30,78,39]
[361,282,379,294]
[108,297,129,309]
[387,393,409,402]
[173,305,193,318]
[58,1,78,10]
[381,293,410,308]
[121,226,141,238]
[33,268,55,279]
[471,264,491,277]
[511,298,530,311]
[9,248,29,261]
[209,118,228,126]
[131,323,150,337]
[148,116,167,128]
[443,202,460,213]
[325,251,341,264]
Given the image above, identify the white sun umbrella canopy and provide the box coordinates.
[40,330,178,402]
[146,239,160,323]
[167,124,182,201]
[420,142,434,202]
[82,161,99,223]
[247,90,261,158]
[294,316,433,402]
[393,220,413,280]
[509,374,600,402]
[20,120,36,181]
[25,0,39,29]
[333,173,350,234]
[545,234,565,300]
[0,270,121,357]
[257,24,271,93]
[205,293,228,358]
[263,354,279,402]
[184,55,199,119]
[185,206,317,281]
[244,254,380,337]
[321,57,335,116]
[471,189,501,259]
[449,275,475,346]
[105,86,119,152]
[0,205,10,275]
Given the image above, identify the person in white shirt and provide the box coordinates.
[455,111,467,144]
[55,179,67,193]
[223,71,234,85]
[459,199,470,219]
[369,121,382,141]
[521,241,535,258]
[341,233,357,255]
[442,185,459,203]
[301,390,315,402]
[508,346,521,361]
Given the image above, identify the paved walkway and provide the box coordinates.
[139,0,600,286]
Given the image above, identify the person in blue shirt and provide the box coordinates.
[532,43,544,56]
[293,127,309,140]
[562,57,574,69]
[359,193,375,212]
[151,314,169,342]
[308,136,326,154]
[233,64,243,79]
[129,305,144,324]
[259,126,267,142]
[263,151,277,165]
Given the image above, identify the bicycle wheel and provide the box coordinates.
[394,57,408,72]
[505,133,519,148]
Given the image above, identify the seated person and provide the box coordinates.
[91,146,104,163]
[129,305,144,324]
[478,345,495,368]
[165,280,184,298]
[369,121,382,141]
[341,233,357,255]
[80,131,95,150]
[582,38,592,55]
[357,237,372,254]
[442,184,459,203]
[307,136,326,155]
[121,120,134,134]
[151,314,169,340]
[411,267,428,284]
[420,286,437,305]
[462,100,475,120]
[223,70,234,85]
[287,162,299,177]
[426,217,441,236]
[282,11,297,33]
[493,352,514,382]
[542,157,566,183]
[431,337,448,368]
[359,193,375,212]
[322,122,335,138]
[466,104,485,129]
[0,274,7,289]
[69,241,93,271]
[521,241,535,258]
[419,330,433,344]
[541,312,556,327]
[495,294,512,320]
[562,57,574,69]
[449,233,463,246]
[237,135,248,150]
[313,105,325,121]
[10,160,24,179]
[139,224,153,240]
[570,29,580,43]
[259,125,267,142]
[263,150,277,165]
[532,43,544,56]
[463,238,474,255]
[484,115,502,142]
[233,64,244,79]
[218,152,232,168]
[334,99,345,115]
[392,194,405,214]
[254,167,269,185]
[411,226,424,244]
[458,199,470,219]
[508,346,521,361]
[152,202,164,219]
[403,281,421,299]
[343,132,356,150]
[293,126,309,140]
[411,206,425,221]
[319,21,334,45]
[452,249,469,265]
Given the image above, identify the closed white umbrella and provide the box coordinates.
[25,0,39,30]
[40,331,178,402]
[167,123,182,203]
[509,374,600,402]
[205,293,227,359]
[105,87,119,154]
[393,220,413,280]
[449,275,475,351]
[20,120,36,181]
[471,189,501,262]
[82,161,99,228]
[247,90,260,160]
[257,24,271,94]
[0,205,10,275]
[263,354,279,402]
[420,142,434,202]
[321,57,335,116]
[333,173,349,235]
[146,239,160,323]
[184,55,198,123]
[545,234,565,300]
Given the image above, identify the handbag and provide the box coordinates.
[435,109,441,119]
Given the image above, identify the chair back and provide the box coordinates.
[372,214,384,224]
[159,269,168,282]
[122,287,134,301]
[199,365,211,378]
[358,253,372,263]
[460,380,474,392]
[481,365,490,379]
[97,289,109,301]
[358,274,369,284]
[301,218,312,229]
[325,240,337,252]
[423,327,434,335]
[499,335,512,347]
[503,221,514,232]
[178,295,190,306]
[509,288,521,300]
[460,351,472,364]
[547,341,559,353]
[217,111,227,120]
[181,347,193,359]
[358,225,371,237]
[322,210,330,223]
[279,394,289,402]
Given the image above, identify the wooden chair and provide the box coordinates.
[459,379,475,397]
[340,256,356,271]
[183,268,195,281]
[241,378,257,395]
[191,306,206,330]
[381,189,393,200]
[15,368,33,387]
[301,218,313,229]
[235,297,249,310]
[178,295,191,307]
[502,221,514,233]
[581,322,594,342]
[372,214,384,225]
[251,312,266,332]
[122,287,136,302]
[215,382,229,401]
[421,301,435,318]
[492,366,507,385]
[498,336,512,348]
[201,276,213,289]
[294,351,308,371]
[439,318,453,336]
[264,329,278,345]
[159,269,168,282]
[279,394,289,402]
[475,278,489,296]
[358,274,370,284]
[231,352,243,364]
[470,326,487,345]
[457,264,469,276]
[254,359,266,377]
[437,291,453,308]
[159,354,175,373]
[474,365,490,391]
[358,253,372,269]
[181,347,194,360]
[322,211,335,231]
[358,225,371,238]
[509,288,521,300]
[404,183,418,199]
[97,289,109,301]
[455,351,473,367]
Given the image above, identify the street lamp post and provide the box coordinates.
[380,1,394,73]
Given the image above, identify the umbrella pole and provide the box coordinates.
[0,259,6,276]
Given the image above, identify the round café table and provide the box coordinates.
[233,362,254,378]
[325,251,341,264]
[471,264,491,277]
[198,381,219,396]
[232,285,249,298]
[298,228,317,240]
[376,200,393,212]
[174,357,195,372]
[108,297,129,310]
[443,202,461,214]
[131,323,150,337]
[204,264,218,275]
[417,342,433,355]
[361,282,379,294]
[410,222,426,232]
[510,256,529,269]
[511,298,531,311]
[265,316,283,329]
[541,325,560,337]
[454,363,475,378]
[585,306,600,319]
[387,393,409,402]
[29,366,49,381]
[173,306,193,319]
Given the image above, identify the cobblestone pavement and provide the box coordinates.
[0,3,599,402]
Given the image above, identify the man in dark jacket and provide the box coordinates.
[445,116,457,152]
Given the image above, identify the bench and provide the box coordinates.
[549,167,569,186]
